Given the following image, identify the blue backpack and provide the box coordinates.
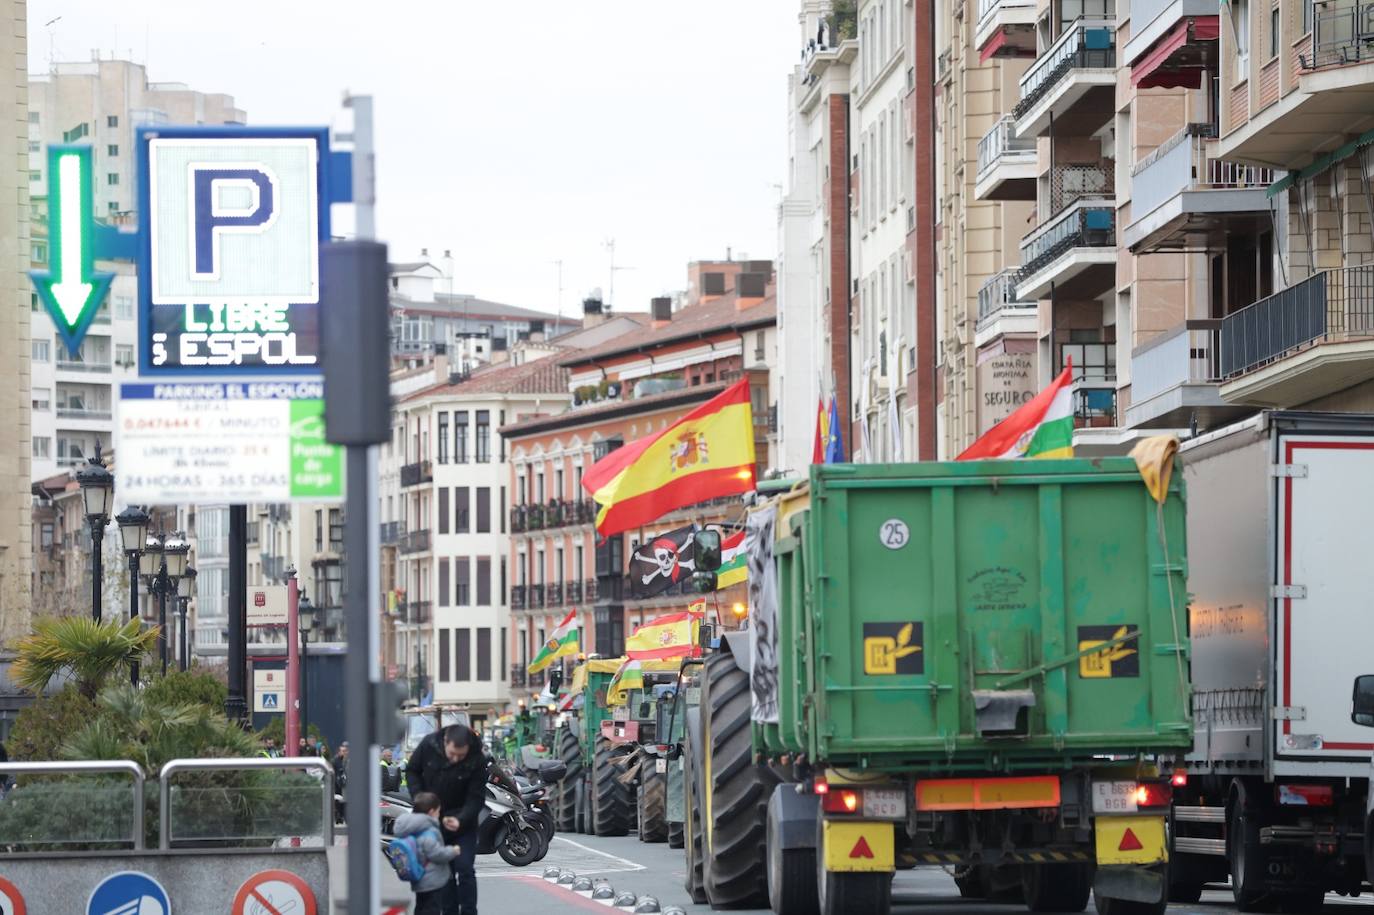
[385,827,440,883]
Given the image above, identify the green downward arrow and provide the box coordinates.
[29,145,114,357]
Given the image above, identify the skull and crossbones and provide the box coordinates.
[638,532,696,586]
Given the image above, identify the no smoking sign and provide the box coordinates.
[232,870,316,915]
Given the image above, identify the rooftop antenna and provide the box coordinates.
[552,259,564,337]
[44,16,61,73]
[603,237,635,311]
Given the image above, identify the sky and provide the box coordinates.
[28,0,799,320]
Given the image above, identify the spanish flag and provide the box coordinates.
[581,378,756,537]
[625,611,701,661]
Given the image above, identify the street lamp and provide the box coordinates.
[177,566,196,672]
[160,531,190,676]
[298,593,316,742]
[115,506,149,685]
[75,444,114,623]
[139,532,163,670]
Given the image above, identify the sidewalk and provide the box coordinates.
[327,839,413,914]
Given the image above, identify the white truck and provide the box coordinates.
[1172,411,1372,910]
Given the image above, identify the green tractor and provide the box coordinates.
[551,658,636,836]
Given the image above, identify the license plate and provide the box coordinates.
[862,788,907,819]
[1092,781,1138,814]
[655,758,667,774]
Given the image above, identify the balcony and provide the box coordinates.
[975,269,1038,347]
[399,528,431,555]
[974,0,1037,61]
[1125,320,1253,429]
[55,360,112,374]
[1309,0,1374,69]
[1013,20,1117,139]
[975,116,1037,202]
[259,553,286,582]
[55,407,113,421]
[529,584,545,609]
[510,505,527,533]
[576,499,597,525]
[511,585,527,611]
[400,460,433,488]
[1220,265,1374,406]
[1123,0,1217,87]
[584,578,599,602]
[1014,200,1117,301]
[526,504,545,531]
[546,582,563,606]
[407,600,432,625]
[510,664,528,689]
[379,521,404,546]
[566,580,583,605]
[1125,124,1274,253]
[1073,382,1118,427]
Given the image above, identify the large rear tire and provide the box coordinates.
[554,723,581,832]
[667,818,684,849]
[1022,862,1092,913]
[818,869,891,915]
[592,735,631,837]
[683,729,707,904]
[767,804,819,915]
[638,765,668,843]
[1229,783,1272,912]
[702,649,779,909]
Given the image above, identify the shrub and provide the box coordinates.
[6,685,101,762]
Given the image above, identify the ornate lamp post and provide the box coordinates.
[115,506,149,685]
[298,593,316,740]
[138,532,163,672]
[75,445,114,622]
[177,566,197,672]
[160,532,190,676]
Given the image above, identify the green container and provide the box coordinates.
[765,458,1192,774]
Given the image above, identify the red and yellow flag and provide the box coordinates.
[581,378,756,536]
[625,611,702,661]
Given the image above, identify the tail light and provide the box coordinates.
[1171,770,1188,788]
[813,776,829,795]
[822,788,862,814]
[1133,781,1172,809]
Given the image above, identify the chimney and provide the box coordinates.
[583,292,607,327]
[736,272,768,304]
[650,296,672,327]
[420,247,429,257]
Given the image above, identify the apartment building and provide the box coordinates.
[27,57,245,478]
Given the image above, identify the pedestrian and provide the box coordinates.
[405,724,486,915]
[298,736,310,757]
[394,791,462,915]
[333,741,350,790]
[380,746,402,793]
[261,737,279,759]
[0,742,10,798]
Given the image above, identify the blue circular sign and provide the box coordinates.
[86,871,170,915]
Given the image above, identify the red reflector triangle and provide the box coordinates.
[849,837,874,859]
[1118,828,1143,852]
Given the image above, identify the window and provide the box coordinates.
[1061,342,1117,381]
[500,627,507,680]
[520,630,528,667]
[314,509,324,552]
[575,465,583,494]
[517,475,527,506]
[535,472,545,503]
[108,201,119,212]
[113,295,134,320]
[107,173,119,186]
[1269,4,1280,57]
[31,242,46,263]
[555,468,564,500]
[555,546,565,586]
[500,486,506,533]
[1235,0,1251,78]
[63,123,89,143]
[456,487,470,533]
[40,521,54,547]
[477,557,491,605]
[315,562,343,609]
[477,628,492,680]
[500,556,507,601]
[475,410,491,462]
[107,144,118,157]
[476,487,491,533]
[455,557,471,605]
[454,411,469,463]
[116,344,134,367]
[576,544,585,579]
[329,508,344,551]
[455,629,471,681]
[755,331,766,361]
[32,436,50,459]
[107,115,118,127]
[438,629,451,682]
[27,140,38,153]
[27,111,38,123]
[438,558,450,607]
[28,170,39,183]
[499,410,506,461]
[437,412,449,463]
[438,488,450,534]
[31,387,49,411]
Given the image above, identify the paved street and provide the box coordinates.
[455,832,1374,915]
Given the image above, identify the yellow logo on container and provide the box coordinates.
[863,622,924,675]
[1077,624,1140,678]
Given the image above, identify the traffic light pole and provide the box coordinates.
[226,505,248,722]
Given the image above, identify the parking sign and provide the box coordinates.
[137,126,331,375]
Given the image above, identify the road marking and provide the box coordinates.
[476,837,646,879]
[513,876,615,912]
[548,836,647,872]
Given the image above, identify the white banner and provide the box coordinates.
[747,506,780,724]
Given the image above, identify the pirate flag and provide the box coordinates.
[630,525,697,599]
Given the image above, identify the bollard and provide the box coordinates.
[614,890,638,909]
[573,876,595,895]
[633,895,661,914]
[592,882,617,904]
[543,866,562,881]
[558,870,578,885]
[661,908,687,915]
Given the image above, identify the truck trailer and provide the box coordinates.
[1170,411,1373,909]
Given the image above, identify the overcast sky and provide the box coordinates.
[29,0,798,319]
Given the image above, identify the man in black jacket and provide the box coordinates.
[405,724,485,914]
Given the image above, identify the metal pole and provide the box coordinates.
[301,626,309,742]
[286,571,301,753]
[157,572,168,676]
[226,505,248,722]
[90,522,103,622]
[128,553,140,685]
[178,599,189,672]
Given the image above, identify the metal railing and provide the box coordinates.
[1073,382,1118,427]
[407,600,432,625]
[1130,320,1222,402]
[977,0,1036,27]
[1049,163,1114,213]
[379,520,405,545]
[400,460,433,488]
[1014,19,1116,119]
[978,268,1036,325]
[546,582,563,606]
[566,579,583,604]
[584,578,599,602]
[55,407,112,420]
[55,360,112,373]
[977,115,1036,180]
[1309,0,1374,68]
[0,760,145,850]
[399,528,431,555]
[529,584,545,608]
[1220,265,1374,377]
[511,584,527,610]
[159,757,333,850]
[1131,124,1272,220]
[1018,200,1116,279]
[511,505,527,533]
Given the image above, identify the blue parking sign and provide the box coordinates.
[87,871,170,915]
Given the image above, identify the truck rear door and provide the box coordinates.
[1274,431,1374,770]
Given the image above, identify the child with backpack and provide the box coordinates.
[388,791,461,914]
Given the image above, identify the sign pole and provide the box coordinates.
[286,569,301,753]
[225,505,248,723]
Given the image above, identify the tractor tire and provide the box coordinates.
[767,803,819,915]
[818,870,891,915]
[667,818,684,849]
[592,735,631,837]
[1093,894,1168,915]
[638,766,669,843]
[1022,862,1091,913]
[683,728,707,904]
[702,648,779,909]
[554,724,581,833]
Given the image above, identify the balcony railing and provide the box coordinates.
[407,600,432,625]
[400,460,433,488]
[379,521,405,546]
[1130,320,1223,403]
[55,360,112,373]
[511,505,527,533]
[977,115,1036,180]
[526,504,545,531]
[1073,382,1118,427]
[566,580,583,605]
[1018,200,1116,279]
[399,528,431,555]
[55,407,112,420]
[978,268,1036,325]
[1220,265,1374,377]
[529,584,545,609]
[1049,162,1114,213]
[546,582,563,606]
[511,585,527,611]
[1131,124,1273,220]
[584,578,599,602]
[1014,20,1116,120]
[1308,0,1374,68]
[510,664,528,688]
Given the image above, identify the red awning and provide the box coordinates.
[1132,16,1219,89]
[980,29,1009,64]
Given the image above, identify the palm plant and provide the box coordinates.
[10,617,158,700]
